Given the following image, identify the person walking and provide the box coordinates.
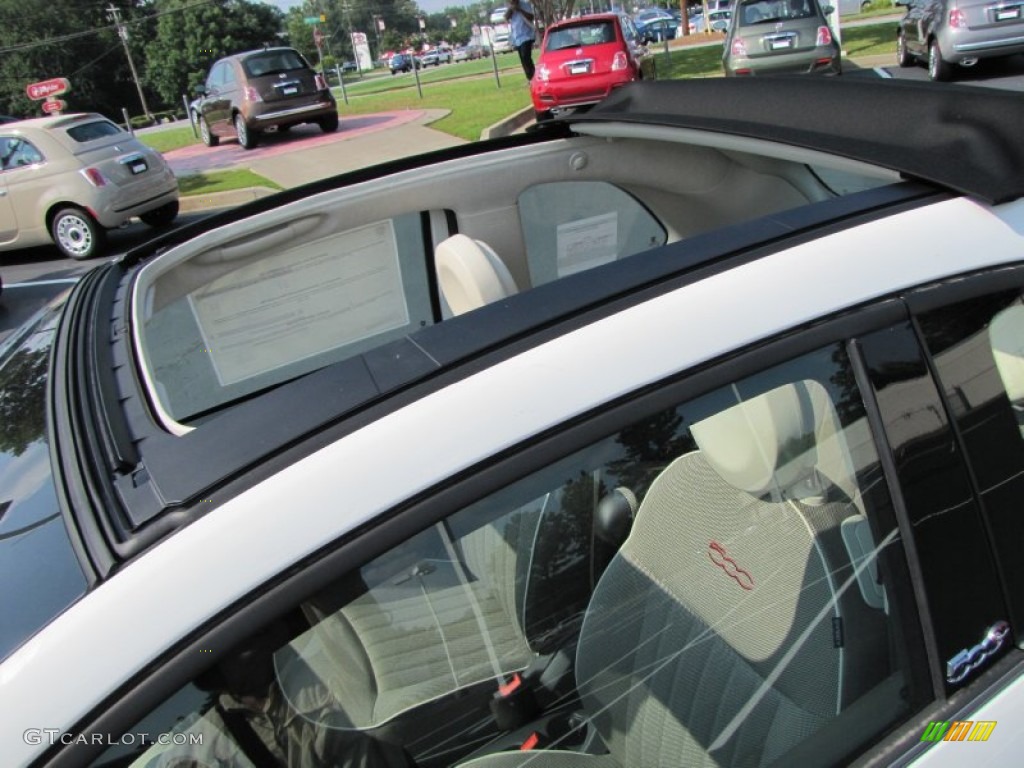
[506,0,536,80]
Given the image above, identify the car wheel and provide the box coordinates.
[319,113,339,134]
[199,115,218,147]
[928,39,952,81]
[896,31,914,67]
[235,114,258,150]
[139,200,180,229]
[51,207,104,261]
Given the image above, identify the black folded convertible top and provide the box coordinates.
[569,77,1024,204]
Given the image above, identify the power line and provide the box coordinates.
[0,0,220,56]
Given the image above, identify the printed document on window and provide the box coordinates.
[189,220,409,386]
[556,212,618,277]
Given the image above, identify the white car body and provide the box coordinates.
[5,79,1024,768]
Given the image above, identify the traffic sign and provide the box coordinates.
[304,14,326,24]
[26,78,70,101]
[41,98,66,114]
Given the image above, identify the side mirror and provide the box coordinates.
[822,5,835,13]
[194,84,208,97]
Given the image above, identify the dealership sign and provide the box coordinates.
[26,78,70,101]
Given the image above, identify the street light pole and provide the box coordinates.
[106,3,152,122]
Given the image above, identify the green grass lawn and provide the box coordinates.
[177,169,282,197]
[840,22,899,58]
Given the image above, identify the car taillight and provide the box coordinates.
[244,86,262,103]
[536,62,550,82]
[949,8,966,27]
[314,73,328,90]
[81,168,107,187]
[611,51,628,71]
[731,37,747,57]
[816,26,832,46]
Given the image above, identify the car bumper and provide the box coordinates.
[941,28,1024,62]
[724,46,841,76]
[92,169,179,228]
[532,72,636,112]
[248,95,337,126]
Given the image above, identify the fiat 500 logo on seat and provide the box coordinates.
[708,541,755,590]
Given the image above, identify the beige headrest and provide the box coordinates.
[435,234,518,316]
[690,383,816,496]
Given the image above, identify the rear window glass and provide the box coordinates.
[242,49,309,77]
[546,21,618,51]
[739,0,816,25]
[65,120,122,143]
[135,212,437,429]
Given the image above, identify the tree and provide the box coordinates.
[144,0,283,107]
[0,0,150,119]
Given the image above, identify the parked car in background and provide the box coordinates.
[895,0,1024,80]
[634,7,680,40]
[340,60,358,73]
[708,8,734,30]
[193,46,338,150]
[419,46,453,66]
[723,0,841,75]
[390,52,420,74]
[457,42,486,60]
[453,45,471,62]
[0,113,178,260]
[532,13,655,120]
[6,77,1024,768]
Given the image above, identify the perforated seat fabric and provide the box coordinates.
[435,234,518,316]
[302,580,534,729]
[459,382,886,768]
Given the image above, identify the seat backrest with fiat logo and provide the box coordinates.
[460,379,890,767]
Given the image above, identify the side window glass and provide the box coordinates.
[207,62,225,89]
[0,137,43,170]
[518,181,667,287]
[94,342,929,768]
[916,288,1024,646]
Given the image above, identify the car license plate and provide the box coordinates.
[770,39,792,50]
[996,8,1020,20]
[569,63,590,75]
[130,160,147,175]
[282,86,299,95]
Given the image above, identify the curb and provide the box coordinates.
[178,186,279,214]
[481,105,536,140]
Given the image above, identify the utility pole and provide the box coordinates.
[106,3,152,122]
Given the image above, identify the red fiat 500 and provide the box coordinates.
[531,14,655,121]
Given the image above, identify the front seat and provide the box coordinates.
[435,234,518,316]
[459,380,888,767]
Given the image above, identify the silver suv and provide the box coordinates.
[896,0,1024,80]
